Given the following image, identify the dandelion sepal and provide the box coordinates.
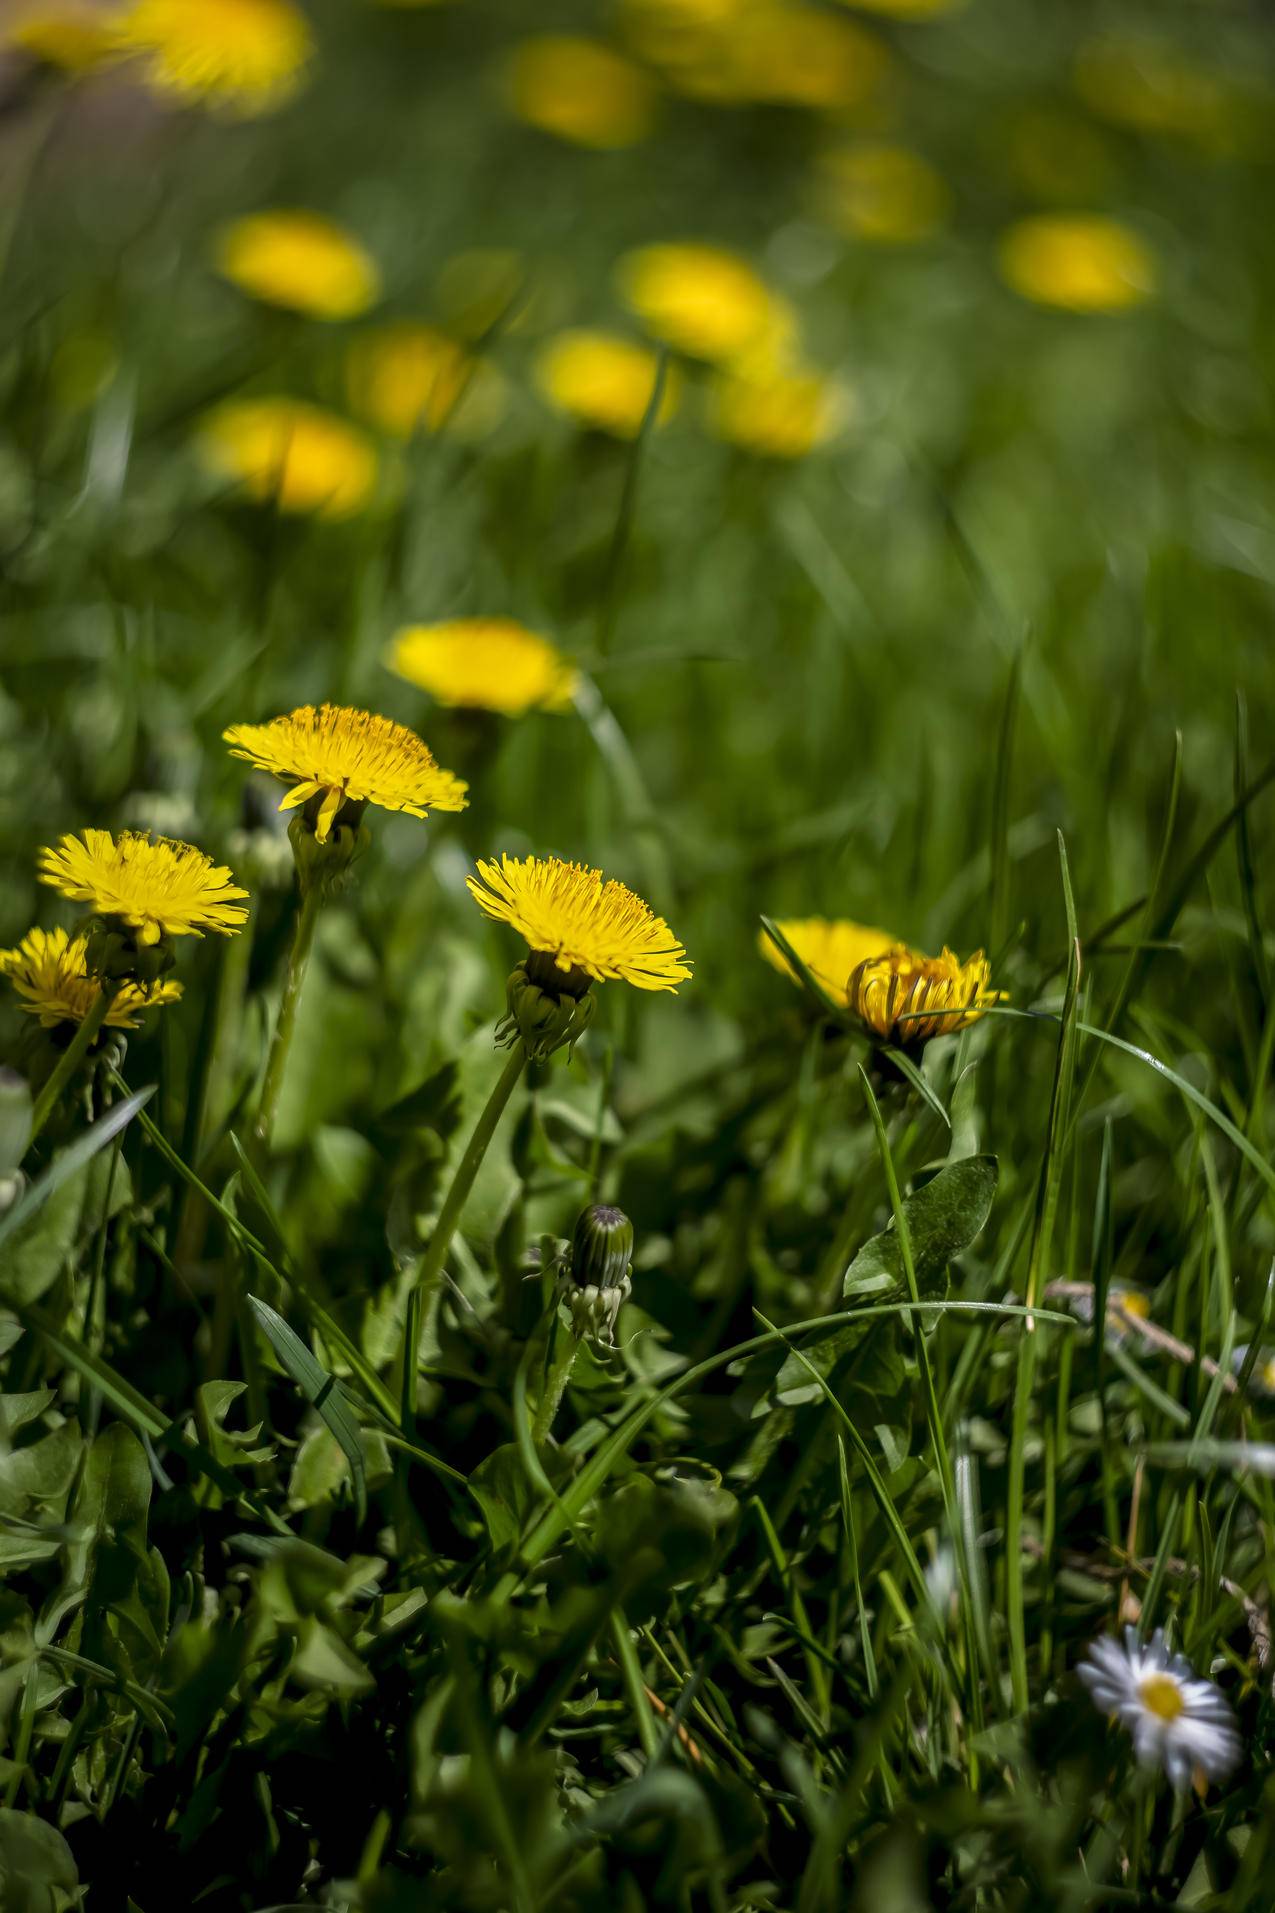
[497,960,596,1063]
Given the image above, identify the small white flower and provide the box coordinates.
[1078,1626,1242,1791]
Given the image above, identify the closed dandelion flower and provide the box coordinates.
[848,941,1003,1045]
[112,0,312,116]
[38,830,249,945]
[346,324,504,440]
[818,143,949,245]
[214,211,380,320]
[1079,1628,1242,1791]
[197,399,378,518]
[387,619,579,718]
[504,35,657,150]
[999,215,1157,313]
[468,855,691,994]
[707,360,847,459]
[535,331,678,438]
[760,917,896,1008]
[1,926,182,1030]
[223,703,468,846]
[616,243,793,365]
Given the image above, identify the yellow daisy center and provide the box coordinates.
[1139,1674,1186,1722]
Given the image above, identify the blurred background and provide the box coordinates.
[1,0,1274,1163]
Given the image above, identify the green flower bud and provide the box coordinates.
[562,1202,634,1347]
[496,959,595,1063]
[287,809,368,896]
[83,917,175,988]
[571,1204,633,1292]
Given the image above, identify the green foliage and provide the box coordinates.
[2,0,1275,1906]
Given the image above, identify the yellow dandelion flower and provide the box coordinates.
[197,399,378,519]
[616,242,794,366]
[534,330,679,439]
[467,855,691,992]
[761,917,896,1008]
[999,215,1157,314]
[111,0,312,116]
[835,0,958,17]
[345,323,504,439]
[8,2,118,71]
[214,210,380,320]
[223,704,468,844]
[387,619,579,718]
[38,831,249,945]
[619,0,742,71]
[1075,37,1232,145]
[847,942,1003,1045]
[1,926,183,1029]
[819,142,948,245]
[707,360,848,459]
[504,35,657,150]
[727,3,889,109]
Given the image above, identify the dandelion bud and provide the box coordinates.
[287,809,367,894]
[83,917,176,989]
[496,959,596,1062]
[563,1201,633,1346]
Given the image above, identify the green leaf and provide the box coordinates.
[247,1295,368,1524]
[0,1087,152,1256]
[0,1808,80,1913]
[839,1153,999,1303]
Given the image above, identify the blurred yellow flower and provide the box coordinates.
[8,2,116,71]
[1,926,183,1029]
[660,2,889,110]
[619,0,741,70]
[504,35,657,149]
[819,142,948,244]
[707,361,847,458]
[1076,37,1232,145]
[346,323,504,439]
[387,619,579,717]
[761,917,895,1007]
[468,854,691,992]
[224,704,468,844]
[835,0,959,16]
[38,831,249,944]
[848,942,1003,1045]
[535,330,679,438]
[999,215,1157,313]
[616,243,793,365]
[214,210,380,320]
[198,399,379,519]
[111,0,312,116]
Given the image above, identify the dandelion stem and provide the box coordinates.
[27,990,115,1147]
[401,1045,527,1427]
[254,881,323,1155]
[533,1318,579,1445]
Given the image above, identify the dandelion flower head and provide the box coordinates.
[534,330,679,438]
[616,242,794,365]
[8,2,117,71]
[1,926,183,1028]
[112,0,313,116]
[214,210,380,319]
[761,918,896,1008]
[848,940,1003,1044]
[198,399,378,518]
[346,323,504,440]
[224,704,468,843]
[707,359,848,458]
[387,619,579,717]
[38,830,249,944]
[467,855,691,992]
[999,214,1157,313]
[504,34,657,149]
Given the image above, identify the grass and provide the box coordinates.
[2,1,1275,1908]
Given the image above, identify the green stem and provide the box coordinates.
[609,1607,661,1763]
[27,990,114,1146]
[254,881,323,1155]
[400,1045,527,1428]
[533,1320,580,1445]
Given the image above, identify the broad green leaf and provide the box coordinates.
[0,1808,80,1913]
[247,1295,368,1524]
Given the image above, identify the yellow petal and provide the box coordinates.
[314,785,342,843]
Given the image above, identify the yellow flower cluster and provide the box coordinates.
[764,917,1003,1046]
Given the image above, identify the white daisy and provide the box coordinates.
[1078,1627,1242,1791]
